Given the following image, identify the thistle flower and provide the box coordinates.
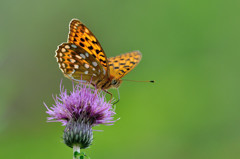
[44,82,116,151]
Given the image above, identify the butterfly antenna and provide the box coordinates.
[122,79,155,83]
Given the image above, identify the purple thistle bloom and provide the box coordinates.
[44,81,116,148]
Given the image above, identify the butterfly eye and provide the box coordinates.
[111,79,118,85]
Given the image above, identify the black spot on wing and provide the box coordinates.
[120,70,125,73]
[88,46,93,50]
[74,34,79,37]
[92,41,97,44]
[99,59,107,63]
[79,42,84,47]
[96,49,100,54]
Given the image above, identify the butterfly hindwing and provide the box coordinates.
[68,19,109,76]
[56,43,106,83]
[108,51,142,79]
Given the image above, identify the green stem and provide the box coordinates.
[73,144,80,159]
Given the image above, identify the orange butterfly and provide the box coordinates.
[56,19,142,100]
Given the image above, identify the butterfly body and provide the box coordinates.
[56,19,142,90]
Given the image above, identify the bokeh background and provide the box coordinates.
[1,0,240,159]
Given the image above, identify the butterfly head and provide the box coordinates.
[110,78,122,88]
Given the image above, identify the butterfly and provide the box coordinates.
[55,19,142,99]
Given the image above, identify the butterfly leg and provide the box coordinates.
[103,89,120,104]
[104,90,119,104]
[115,88,120,104]
[103,90,113,102]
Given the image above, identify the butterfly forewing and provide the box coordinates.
[108,51,142,79]
[56,43,106,83]
[56,19,143,90]
[68,19,109,76]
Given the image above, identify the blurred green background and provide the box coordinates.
[1,0,240,158]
